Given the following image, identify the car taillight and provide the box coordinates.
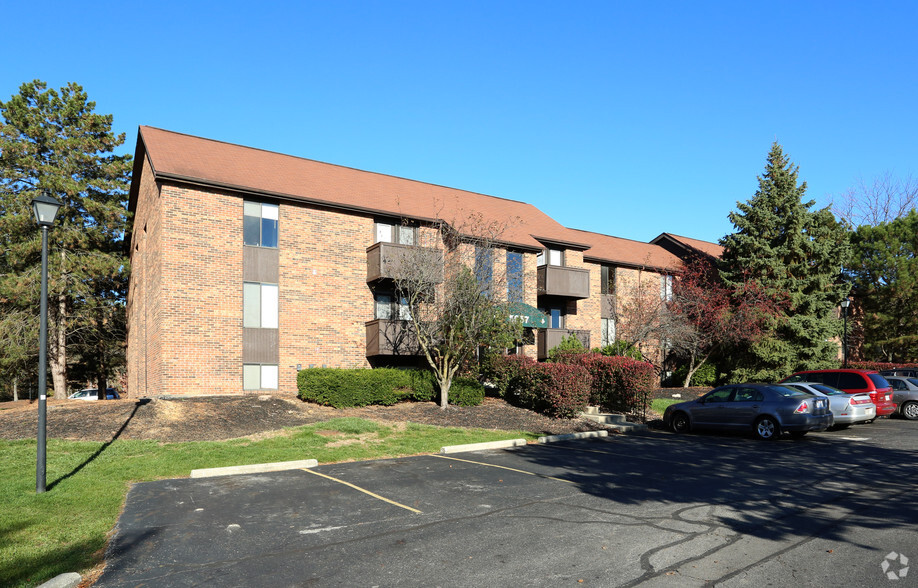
[794,401,809,414]
[851,398,871,405]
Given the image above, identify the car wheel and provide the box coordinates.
[754,416,779,440]
[902,402,918,421]
[789,431,808,439]
[671,412,690,434]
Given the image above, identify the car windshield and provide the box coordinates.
[767,384,810,398]
[782,374,808,383]
[811,384,845,396]
[868,374,891,389]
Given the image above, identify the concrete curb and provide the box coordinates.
[439,439,528,454]
[537,430,609,444]
[190,459,318,478]
[36,572,81,588]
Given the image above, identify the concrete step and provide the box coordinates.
[581,409,649,434]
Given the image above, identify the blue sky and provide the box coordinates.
[3,1,916,243]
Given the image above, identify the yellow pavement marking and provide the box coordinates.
[433,454,576,484]
[303,468,422,514]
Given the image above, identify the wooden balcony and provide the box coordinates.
[365,319,422,356]
[537,265,590,299]
[537,328,591,360]
[366,242,443,283]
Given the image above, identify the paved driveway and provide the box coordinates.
[96,420,918,587]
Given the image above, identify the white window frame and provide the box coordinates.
[243,364,279,390]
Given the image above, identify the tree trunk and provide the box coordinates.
[49,293,68,399]
[13,379,18,402]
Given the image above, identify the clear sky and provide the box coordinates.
[3,1,916,244]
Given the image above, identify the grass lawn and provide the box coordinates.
[650,398,682,414]
[0,418,537,588]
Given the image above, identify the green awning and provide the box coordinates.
[507,302,548,329]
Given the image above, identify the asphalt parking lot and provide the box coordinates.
[96,419,918,587]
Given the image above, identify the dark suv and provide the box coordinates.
[780,369,896,417]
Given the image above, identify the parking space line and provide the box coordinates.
[433,455,577,484]
[302,468,423,514]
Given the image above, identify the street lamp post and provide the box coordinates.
[840,298,851,369]
[32,192,61,494]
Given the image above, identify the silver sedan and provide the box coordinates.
[886,376,918,420]
[783,382,875,427]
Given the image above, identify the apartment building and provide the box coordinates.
[126,126,715,396]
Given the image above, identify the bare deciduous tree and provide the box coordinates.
[832,172,918,227]
[386,213,523,409]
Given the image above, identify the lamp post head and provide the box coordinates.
[840,298,851,309]
[32,193,62,228]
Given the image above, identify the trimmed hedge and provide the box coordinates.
[483,354,591,418]
[296,367,481,408]
[554,352,656,413]
[849,361,918,371]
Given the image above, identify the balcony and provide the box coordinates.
[366,319,421,356]
[366,242,443,283]
[537,328,591,360]
[537,265,590,299]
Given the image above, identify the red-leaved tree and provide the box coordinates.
[668,256,784,387]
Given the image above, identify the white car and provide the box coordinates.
[783,382,875,427]
[68,388,121,400]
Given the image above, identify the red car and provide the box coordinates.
[780,369,896,417]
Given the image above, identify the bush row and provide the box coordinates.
[484,352,654,417]
[849,361,918,372]
[483,355,591,418]
[296,368,484,408]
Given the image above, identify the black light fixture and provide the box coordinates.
[840,298,851,369]
[32,192,61,493]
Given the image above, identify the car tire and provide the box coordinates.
[789,431,808,439]
[754,416,780,440]
[671,412,690,434]
[902,402,918,421]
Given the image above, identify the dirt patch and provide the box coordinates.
[0,394,613,443]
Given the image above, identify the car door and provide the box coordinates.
[889,378,910,405]
[726,386,764,428]
[692,387,736,427]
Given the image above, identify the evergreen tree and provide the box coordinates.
[848,210,918,361]
[719,142,850,381]
[0,80,131,397]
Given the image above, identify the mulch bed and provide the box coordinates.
[0,394,619,443]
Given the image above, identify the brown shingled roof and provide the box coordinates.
[130,126,589,252]
[567,228,683,272]
[650,233,724,258]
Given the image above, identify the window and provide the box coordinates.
[243,364,278,390]
[475,246,493,294]
[660,274,673,301]
[544,307,564,329]
[375,222,416,245]
[243,202,278,247]
[601,317,616,347]
[243,283,278,328]
[537,248,564,267]
[507,251,523,303]
[374,292,410,320]
[601,266,616,295]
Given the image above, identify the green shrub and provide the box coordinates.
[548,334,587,362]
[594,341,643,360]
[448,376,485,406]
[407,369,437,402]
[297,368,414,408]
[668,362,718,387]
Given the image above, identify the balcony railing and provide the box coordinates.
[366,242,443,283]
[366,319,421,356]
[537,265,590,299]
[537,328,591,360]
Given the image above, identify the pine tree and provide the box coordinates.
[719,143,850,381]
[0,80,131,397]
[848,210,918,361]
